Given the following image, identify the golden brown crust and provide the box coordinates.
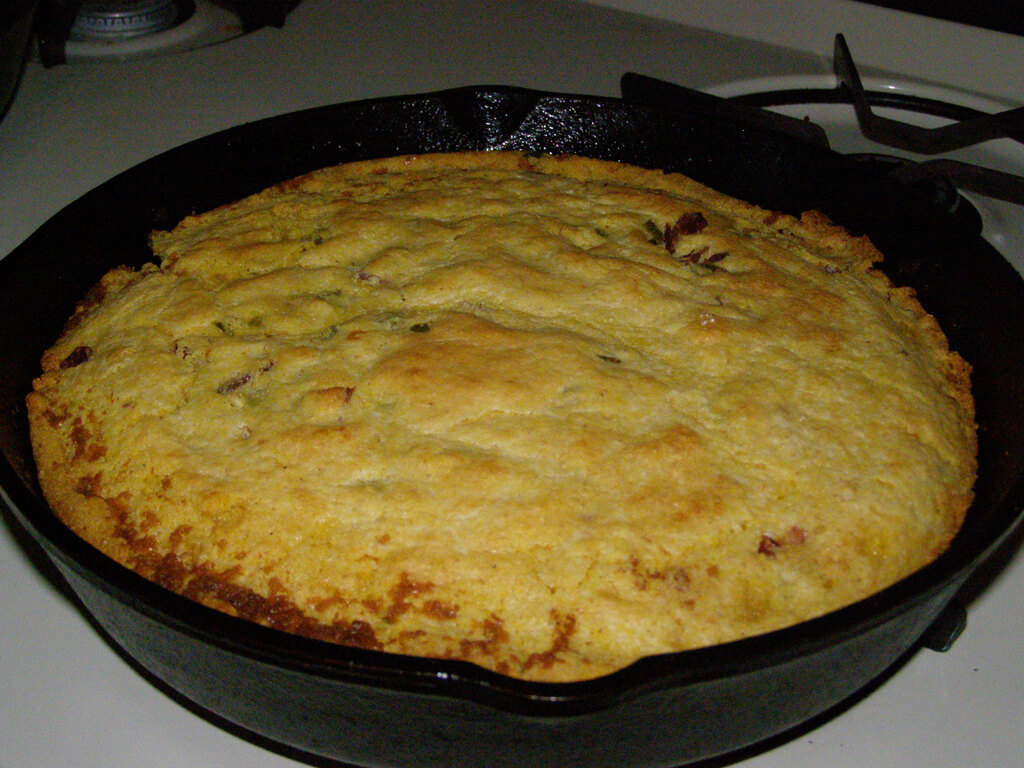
[29,151,976,681]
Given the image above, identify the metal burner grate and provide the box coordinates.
[622,35,1024,207]
[832,34,1024,155]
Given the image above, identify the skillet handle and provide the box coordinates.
[619,72,831,148]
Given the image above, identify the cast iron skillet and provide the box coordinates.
[1,86,1023,768]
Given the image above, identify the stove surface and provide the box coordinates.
[1,2,1021,767]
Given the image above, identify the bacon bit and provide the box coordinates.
[674,211,709,235]
[60,345,93,369]
[216,372,252,394]
[215,361,275,394]
[758,526,808,556]
[676,246,730,269]
[764,211,784,226]
[679,245,709,263]
[663,211,709,254]
[757,535,781,556]
[355,269,382,286]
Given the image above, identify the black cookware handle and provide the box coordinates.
[620,71,831,148]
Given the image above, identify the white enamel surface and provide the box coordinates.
[1,2,1021,767]
[586,0,1024,103]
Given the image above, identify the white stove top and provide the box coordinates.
[1,2,1021,767]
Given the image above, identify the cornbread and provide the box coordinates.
[27,151,976,682]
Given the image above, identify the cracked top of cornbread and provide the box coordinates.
[28,151,975,681]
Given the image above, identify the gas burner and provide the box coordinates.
[68,0,185,43]
[624,35,1024,210]
[727,87,1024,208]
[830,35,1024,156]
[35,0,301,64]
[718,35,1024,208]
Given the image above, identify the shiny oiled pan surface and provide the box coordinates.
[1,87,1022,768]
